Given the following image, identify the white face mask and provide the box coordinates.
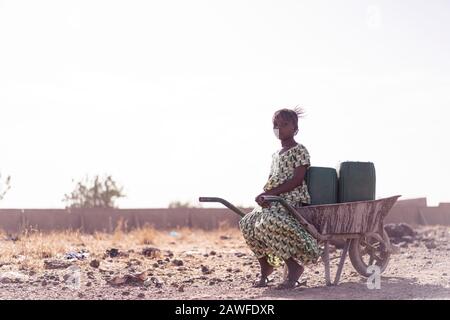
[273,128,280,139]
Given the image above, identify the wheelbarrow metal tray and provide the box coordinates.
[297,195,401,235]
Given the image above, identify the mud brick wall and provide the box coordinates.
[0,208,249,234]
[385,198,450,226]
[1,198,449,234]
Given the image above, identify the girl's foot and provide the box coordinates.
[252,277,272,288]
[275,259,304,290]
[253,257,274,288]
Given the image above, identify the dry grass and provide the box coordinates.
[0,224,242,274]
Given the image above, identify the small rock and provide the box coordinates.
[220,235,231,240]
[210,251,216,256]
[108,272,147,286]
[86,282,92,287]
[106,248,120,258]
[385,223,416,239]
[425,242,437,250]
[172,259,184,266]
[144,276,163,288]
[126,259,142,267]
[203,254,209,257]
[443,273,448,276]
[142,247,161,258]
[122,291,130,296]
[234,252,246,258]
[226,268,233,273]
[178,285,185,292]
[182,278,194,284]
[90,259,100,268]
[166,250,174,258]
[44,259,72,270]
[201,265,213,274]
[138,293,145,298]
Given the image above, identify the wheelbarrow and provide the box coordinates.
[198,194,401,286]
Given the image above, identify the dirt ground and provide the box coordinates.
[0,225,449,300]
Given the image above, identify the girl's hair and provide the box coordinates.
[272,106,306,130]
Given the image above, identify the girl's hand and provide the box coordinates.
[255,192,271,208]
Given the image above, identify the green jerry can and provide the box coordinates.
[305,166,338,205]
[338,161,376,203]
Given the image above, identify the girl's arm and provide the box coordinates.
[264,165,308,196]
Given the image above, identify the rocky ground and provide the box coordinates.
[0,225,449,300]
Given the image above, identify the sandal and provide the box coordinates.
[252,277,272,288]
[275,279,307,290]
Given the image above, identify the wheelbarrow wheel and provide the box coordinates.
[349,229,391,277]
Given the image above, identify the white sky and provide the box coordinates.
[0,0,449,208]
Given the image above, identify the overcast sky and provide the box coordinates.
[0,0,449,208]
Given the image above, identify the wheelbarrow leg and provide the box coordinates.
[323,241,332,286]
[333,240,350,286]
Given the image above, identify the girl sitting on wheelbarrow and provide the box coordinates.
[239,107,322,289]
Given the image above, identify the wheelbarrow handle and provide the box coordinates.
[260,195,323,241]
[198,197,246,217]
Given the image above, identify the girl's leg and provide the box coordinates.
[276,257,304,289]
[253,256,274,287]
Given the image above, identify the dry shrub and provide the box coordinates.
[128,224,160,245]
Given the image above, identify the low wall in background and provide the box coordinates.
[385,198,450,226]
[0,208,248,234]
[0,198,449,234]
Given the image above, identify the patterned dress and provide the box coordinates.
[239,143,322,266]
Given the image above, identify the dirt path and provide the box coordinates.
[0,226,449,300]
